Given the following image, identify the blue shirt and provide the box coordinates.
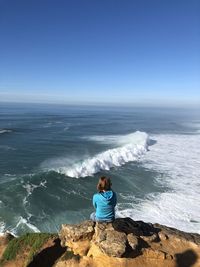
[93,190,117,221]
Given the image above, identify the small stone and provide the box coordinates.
[158,232,168,241]
[165,253,173,260]
[141,233,159,243]
[127,234,139,250]
[100,240,126,257]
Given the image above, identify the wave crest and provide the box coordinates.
[0,129,12,135]
[48,131,149,178]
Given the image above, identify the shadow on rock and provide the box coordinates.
[175,249,198,267]
[112,217,159,236]
[27,238,66,267]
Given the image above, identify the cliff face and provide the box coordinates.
[58,218,200,267]
[0,218,200,267]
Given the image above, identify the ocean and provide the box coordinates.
[0,103,200,236]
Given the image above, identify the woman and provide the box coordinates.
[90,176,117,222]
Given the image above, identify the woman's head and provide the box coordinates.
[97,176,112,192]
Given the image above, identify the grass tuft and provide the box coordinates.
[1,233,57,266]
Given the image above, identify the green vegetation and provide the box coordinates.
[60,250,80,261]
[1,233,57,266]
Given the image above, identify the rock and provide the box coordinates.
[58,218,200,267]
[91,221,127,257]
[142,248,166,260]
[158,232,168,241]
[0,231,15,246]
[98,229,127,257]
[0,232,15,259]
[141,233,159,243]
[127,233,139,250]
[154,223,200,245]
[93,222,113,243]
[112,217,143,235]
[165,253,173,260]
[59,220,95,247]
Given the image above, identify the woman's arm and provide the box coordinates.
[93,194,97,209]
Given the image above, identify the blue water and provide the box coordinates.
[0,103,200,235]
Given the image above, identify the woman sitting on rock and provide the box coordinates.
[90,176,117,222]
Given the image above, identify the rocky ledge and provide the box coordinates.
[58,218,200,267]
[1,218,200,267]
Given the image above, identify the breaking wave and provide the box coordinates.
[0,129,12,135]
[46,131,149,178]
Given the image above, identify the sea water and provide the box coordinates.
[0,103,200,235]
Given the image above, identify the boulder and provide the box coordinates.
[59,220,95,247]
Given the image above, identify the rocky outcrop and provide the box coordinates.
[58,218,200,267]
[1,219,200,267]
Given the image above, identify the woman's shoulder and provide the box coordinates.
[93,192,100,198]
[94,190,116,197]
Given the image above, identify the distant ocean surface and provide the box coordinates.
[0,103,200,236]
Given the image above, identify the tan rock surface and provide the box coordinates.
[58,218,200,267]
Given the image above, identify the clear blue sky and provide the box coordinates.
[0,0,199,106]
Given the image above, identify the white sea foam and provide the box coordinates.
[83,132,148,146]
[0,129,12,134]
[47,131,149,178]
[22,180,47,205]
[0,221,5,236]
[116,134,200,234]
[11,216,40,234]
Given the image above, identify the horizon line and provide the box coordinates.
[0,100,200,109]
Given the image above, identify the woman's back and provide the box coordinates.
[91,176,117,222]
[93,190,117,221]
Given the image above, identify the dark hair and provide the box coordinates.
[97,176,112,192]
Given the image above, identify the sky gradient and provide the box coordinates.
[0,0,200,106]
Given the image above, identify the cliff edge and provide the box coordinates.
[0,218,200,267]
[58,218,200,267]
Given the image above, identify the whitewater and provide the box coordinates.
[44,131,149,178]
[117,133,200,234]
